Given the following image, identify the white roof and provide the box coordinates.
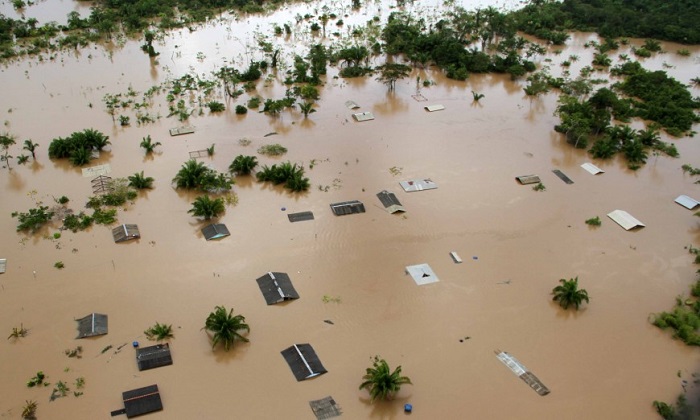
[675,195,700,210]
[344,100,360,109]
[607,210,645,230]
[406,264,439,285]
[581,163,604,175]
[424,104,445,112]
[400,179,438,192]
[0,258,6,274]
[81,164,111,178]
[352,112,374,122]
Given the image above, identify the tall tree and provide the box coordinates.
[376,63,412,92]
[359,356,412,402]
[202,306,249,351]
[140,135,161,154]
[0,133,16,170]
[188,195,225,220]
[22,139,38,160]
[229,155,258,175]
[552,277,589,310]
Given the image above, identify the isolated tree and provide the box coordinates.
[552,277,589,310]
[229,155,258,175]
[127,171,154,189]
[140,135,161,154]
[298,102,316,118]
[144,322,173,341]
[203,306,249,351]
[359,356,412,402]
[376,63,411,91]
[0,133,16,170]
[188,195,225,220]
[22,139,38,160]
[471,91,485,102]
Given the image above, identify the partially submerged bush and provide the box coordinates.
[257,144,287,156]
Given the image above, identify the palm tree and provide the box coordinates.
[0,133,16,170]
[202,306,249,351]
[551,277,589,310]
[472,91,485,102]
[229,155,258,175]
[82,128,110,151]
[173,159,209,189]
[140,135,161,154]
[359,356,412,402]
[23,139,38,160]
[298,101,316,118]
[68,147,92,166]
[128,171,154,189]
[144,322,174,341]
[285,172,311,192]
[188,195,225,220]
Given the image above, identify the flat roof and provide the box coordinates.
[406,263,439,285]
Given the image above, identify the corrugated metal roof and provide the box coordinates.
[552,169,574,184]
[169,126,195,136]
[288,211,315,222]
[344,100,360,109]
[136,344,173,371]
[450,252,462,264]
[81,164,111,178]
[515,175,540,185]
[406,264,439,285]
[201,223,230,240]
[309,396,342,420]
[75,313,108,339]
[399,179,438,192]
[352,112,374,122]
[607,210,645,230]
[256,272,300,305]
[424,104,445,112]
[330,200,365,216]
[122,384,163,418]
[112,224,140,243]
[675,195,700,210]
[580,163,604,175]
[376,190,405,213]
[0,258,6,274]
[281,344,327,381]
[495,350,550,396]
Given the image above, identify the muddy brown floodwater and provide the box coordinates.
[1,1,700,419]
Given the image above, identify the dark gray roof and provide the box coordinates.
[76,313,108,339]
[330,200,365,216]
[281,344,327,381]
[201,223,230,240]
[552,169,574,184]
[376,190,405,213]
[288,211,315,222]
[122,384,162,418]
[112,224,140,243]
[309,396,342,419]
[256,272,299,305]
[136,343,173,371]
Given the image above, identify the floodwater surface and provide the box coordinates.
[1,1,700,419]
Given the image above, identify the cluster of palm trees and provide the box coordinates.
[256,161,310,192]
[47,128,110,166]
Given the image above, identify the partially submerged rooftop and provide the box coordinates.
[111,384,163,418]
[136,343,173,371]
[399,179,437,192]
[256,272,300,305]
[112,224,140,243]
[76,313,108,339]
[376,190,405,213]
[607,210,645,230]
[281,343,327,381]
[201,223,230,241]
[406,264,439,285]
[330,200,365,216]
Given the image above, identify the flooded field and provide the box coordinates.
[1,0,699,418]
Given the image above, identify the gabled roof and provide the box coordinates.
[169,126,194,136]
[201,223,230,240]
[288,211,315,222]
[607,210,645,230]
[515,175,540,185]
[406,264,439,285]
[376,190,405,213]
[256,272,300,305]
[399,179,437,192]
[136,343,173,371]
[344,100,360,109]
[0,258,6,274]
[112,224,140,243]
[352,112,374,122]
[552,169,574,184]
[76,313,108,339]
[122,384,163,418]
[281,344,327,381]
[675,195,700,210]
[330,200,365,216]
[580,163,604,175]
[424,104,445,112]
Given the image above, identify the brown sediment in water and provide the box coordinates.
[1,2,700,419]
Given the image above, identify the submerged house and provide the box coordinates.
[376,190,405,214]
[110,384,163,418]
[75,313,108,339]
[330,200,365,216]
[256,272,300,305]
[136,343,173,371]
[281,344,327,381]
[112,224,140,243]
[201,223,230,241]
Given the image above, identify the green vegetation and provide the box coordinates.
[12,205,54,232]
[21,399,37,419]
[172,160,232,192]
[256,161,311,192]
[0,132,16,170]
[203,306,250,351]
[651,276,700,346]
[298,102,316,118]
[128,171,154,189]
[62,212,93,232]
[359,356,412,402]
[585,216,601,226]
[48,129,110,167]
[235,105,248,115]
[532,183,546,192]
[64,346,83,358]
[7,324,28,339]
[207,101,225,112]
[26,371,48,388]
[144,322,174,341]
[376,63,412,91]
[57,196,69,204]
[654,394,693,419]
[22,139,38,160]
[552,277,589,310]
[229,155,258,176]
[188,195,225,220]
[257,144,287,156]
[54,261,65,269]
[513,0,700,44]
[140,135,161,154]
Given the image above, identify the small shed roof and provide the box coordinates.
[309,396,342,419]
[288,211,315,222]
[424,104,445,112]
[344,100,360,109]
[552,169,574,184]
[376,190,405,213]
[281,344,327,381]
[581,163,604,175]
[136,343,173,371]
[607,210,645,230]
[201,223,230,241]
[76,313,108,339]
[82,164,111,178]
[169,126,194,136]
[330,200,365,216]
[352,112,374,122]
[675,195,700,210]
[0,258,6,274]
[112,224,140,243]
[516,175,540,185]
[122,385,163,418]
[406,264,439,285]
[256,272,300,305]
[399,179,437,192]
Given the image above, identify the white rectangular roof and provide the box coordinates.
[424,104,445,112]
[406,264,439,285]
[581,163,604,175]
[400,179,438,192]
[81,163,111,178]
[352,112,374,122]
[607,210,645,230]
[0,258,6,274]
[675,195,700,210]
[344,100,360,109]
